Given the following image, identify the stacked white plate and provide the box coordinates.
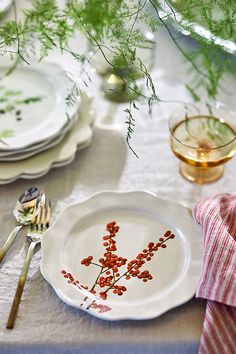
[0,60,94,184]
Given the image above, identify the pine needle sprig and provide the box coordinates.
[124,102,139,159]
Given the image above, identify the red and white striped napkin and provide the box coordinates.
[193,194,236,354]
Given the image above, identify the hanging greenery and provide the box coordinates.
[0,0,235,153]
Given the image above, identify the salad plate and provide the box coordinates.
[41,191,203,320]
[0,92,94,184]
[0,110,78,161]
[0,139,91,184]
[0,60,78,151]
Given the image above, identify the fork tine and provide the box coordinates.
[40,204,46,230]
[29,201,38,232]
[29,197,50,233]
[35,206,42,230]
[37,198,51,231]
[45,199,51,229]
[31,200,38,225]
[30,196,41,229]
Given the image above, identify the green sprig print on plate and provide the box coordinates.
[0,129,14,146]
[4,90,22,96]
[0,86,43,117]
[15,96,43,105]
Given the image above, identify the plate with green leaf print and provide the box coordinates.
[0,60,78,151]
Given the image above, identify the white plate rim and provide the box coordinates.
[0,111,79,161]
[0,61,78,150]
[0,139,91,184]
[40,190,203,321]
[0,128,92,184]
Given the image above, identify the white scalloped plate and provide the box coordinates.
[41,191,203,321]
[0,61,78,150]
[0,93,93,184]
[0,139,91,184]
[0,111,78,161]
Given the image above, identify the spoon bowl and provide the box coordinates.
[13,186,42,224]
[0,186,43,263]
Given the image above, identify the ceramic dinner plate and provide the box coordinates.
[0,111,78,161]
[41,191,203,321]
[0,92,94,184]
[0,60,77,150]
[0,139,92,184]
[0,119,92,183]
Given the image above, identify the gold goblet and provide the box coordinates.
[169,103,236,184]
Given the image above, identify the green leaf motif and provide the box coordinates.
[15,96,43,104]
[0,129,14,139]
[3,104,14,112]
[0,129,14,145]
[4,90,22,96]
[0,87,43,115]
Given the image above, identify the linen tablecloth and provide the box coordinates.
[1,1,236,353]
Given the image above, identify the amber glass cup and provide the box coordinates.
[169,103,236,184]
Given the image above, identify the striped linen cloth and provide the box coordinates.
[193,194,236,354]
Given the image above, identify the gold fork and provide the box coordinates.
[6,195,51,329]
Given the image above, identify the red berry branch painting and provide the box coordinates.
[61,221,175,313]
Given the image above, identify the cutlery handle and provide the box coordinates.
[0,225,22,263]
[6,242,36,329]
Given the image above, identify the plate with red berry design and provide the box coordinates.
[40,191,203,320]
